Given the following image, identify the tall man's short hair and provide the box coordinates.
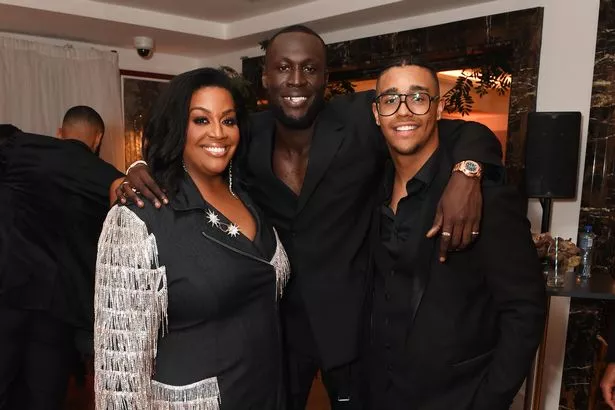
[264,24,327,65]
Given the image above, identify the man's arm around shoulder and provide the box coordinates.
[439,119,504,182]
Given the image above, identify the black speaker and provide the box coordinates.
[525,111,581,198]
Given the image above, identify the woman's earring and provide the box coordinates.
[182,161,188,173]
[228,160,238,199]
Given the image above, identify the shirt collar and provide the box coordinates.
[63,138,92,152]
[169,172,247,212]
[382,148,440,201]
[169,173,208,211]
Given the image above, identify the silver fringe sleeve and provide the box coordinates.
[271,228,290,300]
[94,205,168,410]
[151,378,220,409]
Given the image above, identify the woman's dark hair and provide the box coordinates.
[143,67,250,195]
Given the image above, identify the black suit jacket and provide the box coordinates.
[246,91,505,370]
[368,139,546,409]
[0,132,122,330]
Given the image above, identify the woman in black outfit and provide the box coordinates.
[94,67,290,410]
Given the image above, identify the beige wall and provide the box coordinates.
[0,31,201,74]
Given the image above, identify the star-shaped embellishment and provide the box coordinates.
[206,209,220,227]
[227,224,240,237]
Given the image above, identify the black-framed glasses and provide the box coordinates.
[374,92,440,116]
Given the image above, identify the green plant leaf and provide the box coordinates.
[442,54,511,115]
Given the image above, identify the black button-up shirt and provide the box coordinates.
[0,133,123,328]
[380,150,439,261]
[374,149,440,395]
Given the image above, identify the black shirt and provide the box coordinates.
[0,132,123,329]
[373,149,440,391]
[380,149,440,261]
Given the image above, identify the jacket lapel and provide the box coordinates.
[246,111,277,188]
[296,109,346,214]
[170,175,262,261]
[395,148,455,327]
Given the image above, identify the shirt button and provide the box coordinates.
[389,270,395,277]
[384,317,389,326]
[384,292,391,301]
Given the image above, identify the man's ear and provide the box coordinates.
[436,98,445,120]
[371,102,380,127]
[93,132,103,153]
[56,128,63,138]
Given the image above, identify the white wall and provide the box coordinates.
[199,47,262,72]
[116,48,200,75]
[0,32,201,74]
[202,1,600,408]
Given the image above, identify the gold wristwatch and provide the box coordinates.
[452,160,483,178]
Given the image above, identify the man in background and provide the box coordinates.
[0,106,122,410]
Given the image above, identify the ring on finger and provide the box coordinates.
[121,180,131,186]
[441,232,452,237]
[471,231,480,236]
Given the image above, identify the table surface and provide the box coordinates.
[546,271,615,300]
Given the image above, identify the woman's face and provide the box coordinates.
[183,86,240,178]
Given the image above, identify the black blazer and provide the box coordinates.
[0,132,122,329]
[246,91,505,369]
[368,144,546,409]
[105,176,286,409]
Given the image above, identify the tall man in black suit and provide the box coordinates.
[118,26,504,409]
[367,62,546,409]
[0,106,123,410]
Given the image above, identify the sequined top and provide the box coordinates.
[94,176,290,410]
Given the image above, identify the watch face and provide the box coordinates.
[465,161,479,173]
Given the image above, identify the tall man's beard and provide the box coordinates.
[270,89,326,130]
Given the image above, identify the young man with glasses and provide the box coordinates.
[366,62,546,410]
